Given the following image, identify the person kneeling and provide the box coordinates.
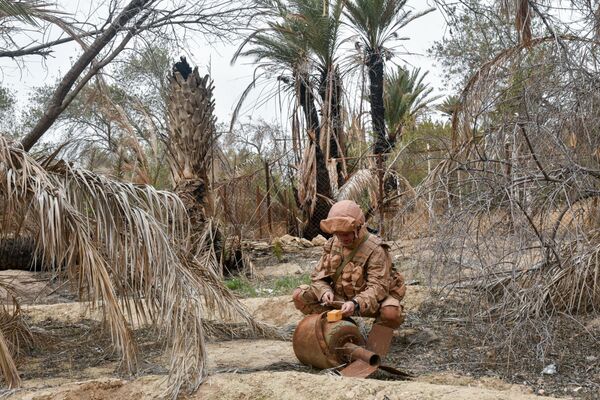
[292,200,406,331]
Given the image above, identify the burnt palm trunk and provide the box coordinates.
[319,67,345,187]
[167,58,216,242]
[298,76,332,239]
[0,237,38,271]
[367,51,389,155]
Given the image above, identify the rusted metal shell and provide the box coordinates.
[341,342,380,366]
[292,312,365,369]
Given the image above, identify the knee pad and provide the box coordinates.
[379,305,404,329]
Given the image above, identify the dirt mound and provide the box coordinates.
[243,296,300,326]
[8,376,165,400]
[7,370,561,400]
[195,371,559,400]
[206,340,295,371]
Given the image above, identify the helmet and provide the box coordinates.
[319,200,365,234]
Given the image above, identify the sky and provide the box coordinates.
[197,0,449,126]
[0,0,449,130]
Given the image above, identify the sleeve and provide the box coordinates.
[353,246,391,315]
[310,238,336,301]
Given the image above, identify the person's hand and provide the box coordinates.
[340,301,355,317]
[320,291,334,305]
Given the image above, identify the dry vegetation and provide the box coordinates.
[0,0,599,398]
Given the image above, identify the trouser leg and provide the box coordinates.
[364,296,405,356]
[292,284,333,315]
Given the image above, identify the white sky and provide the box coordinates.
[201,0,449,127]
[0,0,448,129]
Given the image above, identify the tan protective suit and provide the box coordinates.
[293,200,406,328]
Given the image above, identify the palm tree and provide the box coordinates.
[343,0,434,155]
[437,94,461,119]
[384,66,441,146]
[232,3,333,239]
[298,0,347,187]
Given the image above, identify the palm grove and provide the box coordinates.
[0,0,599,398]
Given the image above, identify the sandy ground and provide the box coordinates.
[4,371,561,400]
[1,287,568,400]
[0,238,581,400]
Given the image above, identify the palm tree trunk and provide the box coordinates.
[167,60,216,240]
[367,52,389,155]
[0,237,37,271]
[298,77,332,239]
[299,78,322,142]
[319,67,346,187]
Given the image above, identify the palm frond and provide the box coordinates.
[0,0,56,25]
[0,329,19,389]
[384,66,442,141]
[0,135,274,397]
[337,168,378,204]
[343,0,432,50]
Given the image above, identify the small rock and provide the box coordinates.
[542,364,557,375]
[586,355,597,362]
[311,234,328,246]
[538,389,545,395]
[394,328,439,345]
[585,318,600,330]
[299,238,313,247]
[279,234,296,245]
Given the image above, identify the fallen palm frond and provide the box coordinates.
[0,135,277,398]
[481,241,600,319]
[0,283,32,389]
[0,328,18,388]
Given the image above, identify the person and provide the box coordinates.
[292,200,406,329]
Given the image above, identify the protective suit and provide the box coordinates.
[293,200,406,328]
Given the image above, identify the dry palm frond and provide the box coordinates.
[298,142,317,218]
[337,168,377,204]
[476,240,600,320]
[536,242,600,315]
[187,225,280,339]
[0,329,18,389]
[0,135,275,397]
[0,285,32,389]
[0,281,34,357]
[327,158,339,198]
